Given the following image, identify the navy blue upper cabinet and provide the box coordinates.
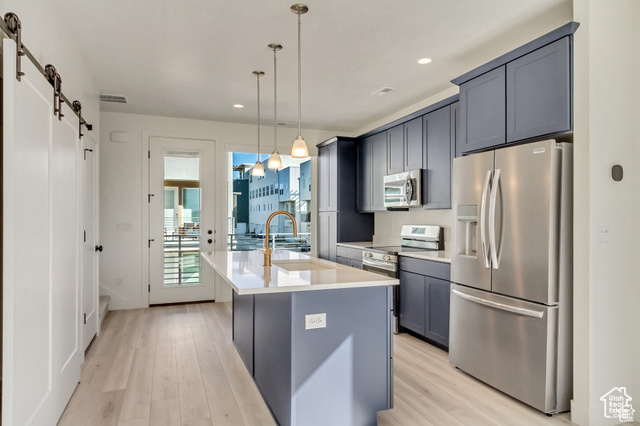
[404,117,423,171]
[387,125,404,175]
[423,105,454,209]
[317,145,333,212]
[357,132,387,212]
[454,23,578,155]
[370,132,388,211]
[357,136,372,212]
[458,66,506,156]
[506,37,571,142]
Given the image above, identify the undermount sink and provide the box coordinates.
[272,259,337,272]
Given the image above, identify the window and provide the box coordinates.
[229,153,311,252]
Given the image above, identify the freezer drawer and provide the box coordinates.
[449,284,559,413]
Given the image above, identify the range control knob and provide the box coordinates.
[366,252,373,258]
[384,255,391,261]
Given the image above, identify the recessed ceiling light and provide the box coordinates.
[233,104,244,109]
[418,58,432,65]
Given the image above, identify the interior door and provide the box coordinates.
[82,135,98,350]
[149,137,215,304]
[3,40,82,425]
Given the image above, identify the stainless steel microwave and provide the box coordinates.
[383,170,422,208]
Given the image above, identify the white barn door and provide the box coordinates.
[2,40,82,425]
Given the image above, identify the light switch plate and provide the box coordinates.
[305,313,326,330]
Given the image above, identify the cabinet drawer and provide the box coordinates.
[399,256,450,281]
[336,245,364,261]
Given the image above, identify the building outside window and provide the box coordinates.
[229,153,311,252]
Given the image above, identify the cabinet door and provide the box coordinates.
[424,277,450,347]
[357,137,372,212]
[327,143,338,211]
[458,66,506,155]
[318,144,338,212]
[398,271,426,335]
[404,117,423,171]
[318,212,337,262]
[370,132,388,211]
[423,106,452,209]
[318,146,330,212]
[233,292,255,374]
[506,37,571,142]
[387,125,404,175]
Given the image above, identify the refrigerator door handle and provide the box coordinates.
[489,168,501,269]
[452,289,544,318]
[480,170,492,269]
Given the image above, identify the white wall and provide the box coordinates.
[572,1,640,424]
[100,111,340,309]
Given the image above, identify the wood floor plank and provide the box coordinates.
[213,339,264,406]
[191,324,225,374]
[182,419,214,426]
[201,369,246,426]
[118,418,150,426]
[119,346,156,422]
[173,311,212,423]
[86,390,126,426]
[152,344,179,402]
[149,399,181,426]
[136,308,158,349]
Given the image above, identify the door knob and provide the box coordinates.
[95,245,103,252]
[207,239,213,244]
[207,230,213,235]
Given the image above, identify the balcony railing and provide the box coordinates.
[228,232,311,252]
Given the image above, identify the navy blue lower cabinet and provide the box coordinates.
[234,286,394,426]
[398,256,451,348]
[398,271,426,335]
[425,277,451,347]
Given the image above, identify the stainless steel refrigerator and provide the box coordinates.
[449,139,573,414]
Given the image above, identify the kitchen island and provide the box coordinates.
[201,249,398,426]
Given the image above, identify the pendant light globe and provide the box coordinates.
[252,159,265,176]
[290,4,310,159]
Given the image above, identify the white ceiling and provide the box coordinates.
[53,0,572,133]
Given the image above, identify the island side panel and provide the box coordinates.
[254,292,293,426]
[291,286,392,426]
[232,291,255,375]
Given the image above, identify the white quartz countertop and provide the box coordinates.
[201,250,398,295]
[399,250,451,264]
[335,242,373,249]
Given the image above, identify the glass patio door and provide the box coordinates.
[149,137,215,304]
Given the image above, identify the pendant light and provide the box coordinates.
[290,4,310,159]
[267,43,283,169]
[252,70,265,177]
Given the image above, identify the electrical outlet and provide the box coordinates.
[305,313,326,330]
[115,278,122,287]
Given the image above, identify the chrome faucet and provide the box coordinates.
[263,210,298,266]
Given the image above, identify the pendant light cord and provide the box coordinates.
[274,48,278,150]
[257,73,261,162]
[297,13,302,137]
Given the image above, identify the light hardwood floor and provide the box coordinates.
[59,302,577,426]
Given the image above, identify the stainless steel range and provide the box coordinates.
[362,225,444,334]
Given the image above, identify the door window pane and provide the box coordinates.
[163,154,200,285]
